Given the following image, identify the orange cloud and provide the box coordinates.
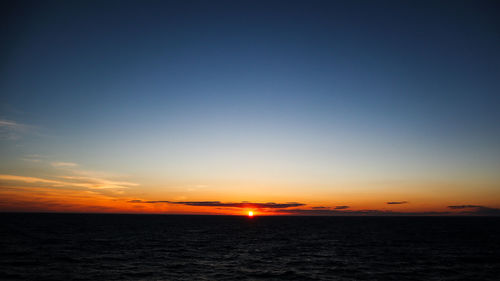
[0,174,137,190]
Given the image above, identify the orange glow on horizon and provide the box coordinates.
[1,176,499,215]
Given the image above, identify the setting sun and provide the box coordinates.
[248,211,254,217]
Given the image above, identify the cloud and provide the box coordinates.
[280,209,346,215]
[311,206,349,210]
[128,200,305,209]
[447,205,500,215]
[21,154,46,163]
[0,174,64,185]
[2,156,137,192]
[0,119,29,140]
[129,200,483,216]
[280,209,389,215]
[386,201,408,205]
[22,158,41,163]
[447,205,482,209]
[0,174,137,190]
[471,207,500,215]
[0,120,26,129]
[281,209,450,216]
[51,162,78,168]
[57,176,138,189]
[0,185,128,213]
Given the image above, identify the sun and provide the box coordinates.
[248,211,254,217]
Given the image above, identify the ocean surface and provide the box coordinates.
[1,214,499,280]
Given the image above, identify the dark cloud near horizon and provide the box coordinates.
[448,205,482,209]
[448,205,500,215]
[386,201,408,205]
[287,205,500,216]
[128,200,305,209]
[281,209,449,216]
[311,206,350,210]
[128,200,500,216]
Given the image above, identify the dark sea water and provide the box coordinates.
[1,214,499,280]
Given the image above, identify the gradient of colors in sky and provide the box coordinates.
[1,0,499,215]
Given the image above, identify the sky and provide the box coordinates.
[1,0,499,215]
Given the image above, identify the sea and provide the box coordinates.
[1,213,499,280]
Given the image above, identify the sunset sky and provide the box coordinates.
[1,0,499,215]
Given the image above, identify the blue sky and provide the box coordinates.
[1,0,499,213]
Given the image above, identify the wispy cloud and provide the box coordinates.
[22,156,42,163]
[51,162,79,168]
[0,185,129,213]
[0,120,26,129]
[128,200,305,209]
[0,157,141,212]
[0,119,30,140]
[0,174,64,186]
[1,156,139,195]
[0,174,137,190]
[58,176,138,189]
[186,184,208,192]
[334,205,350,209]
[386,201,408,205]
